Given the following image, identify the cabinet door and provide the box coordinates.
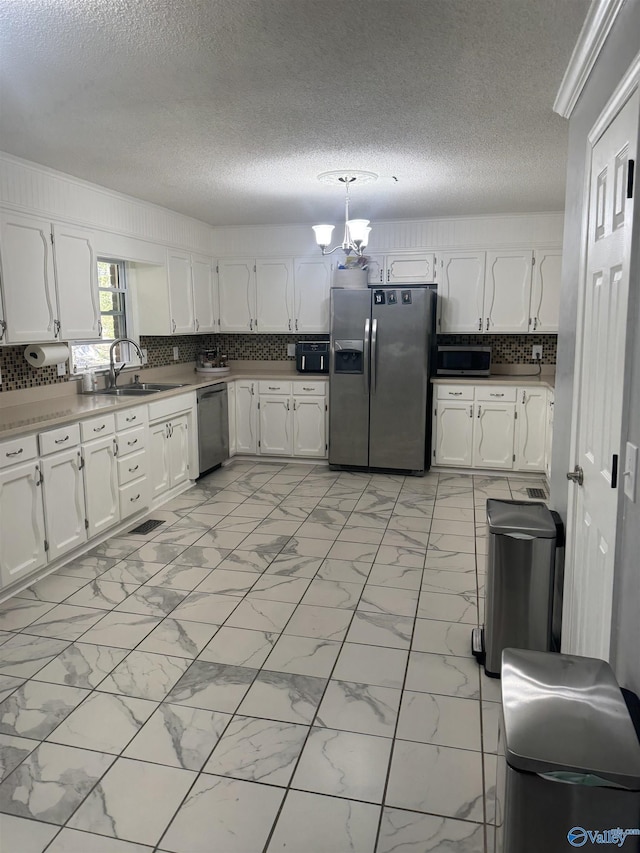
[386,253,436,284]
[256,258,293,333]
[294,258,332,333]
[149,421,171,499]
[84,436,119,537]
[544,391,554,479]
[259,396,292,456]
[0,213,57,343]
[218,260,256,332]
[434,401,474,466]
[0,462,46,588]
[228,382,237,457]
[293,396,326,458]
[235,382,258,454]
[365,255,385,285]
[192,254,218,333]
[52,223,100,341]
[484,250,533,333]
[41,448,87,561]
[167,250,195,334]
[439,251,486,333]
[514,388,548,472]
[168,416,190,487]
[531,249,562,333]
[472,402,515,469]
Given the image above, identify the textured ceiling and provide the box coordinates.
[0,0,590,227]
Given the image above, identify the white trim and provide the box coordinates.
[589,51,640,142]
[554,0,626,119]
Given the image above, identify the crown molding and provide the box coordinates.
[554,0,626,118]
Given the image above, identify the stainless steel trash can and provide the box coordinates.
[473,499,561,677]
[495,649,640,853]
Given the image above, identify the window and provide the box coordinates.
[71,259,136,371]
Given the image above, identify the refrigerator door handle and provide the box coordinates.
[364,318,370,392]
[371,318,378,394]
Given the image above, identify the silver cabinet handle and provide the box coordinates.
[249,319,253,331]
[78,450,84,470]
[113,438,118,456]
[295,319,298,331]
[477,405,481,418]
[93,424,106,432]
[172,319,176,333]
[486,317,490,331]
[126,415,137,422]
[0,319,6,340]
[195,319,200,332]
[448,391,462,396]
[478,317,482,331]
[53,319,61,338]
[35,464,42,486]
[268,386,279,391]
[251,383,254,396]
[303,386,314,391]
[533,318,538,331]
[469,406,473,418]
[386,269,390,282]
[130,493,141,502]
[286,400,290,410]
[6,448,23,457]
[127,438,138,446]
[54,435,70,444]
[288,319,292,331]
[490,393,504,397]
[522,390,526,404]
[129,464,139,473]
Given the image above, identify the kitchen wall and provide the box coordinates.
[552,0,640,693]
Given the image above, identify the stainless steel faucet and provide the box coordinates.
[109,338,144,388]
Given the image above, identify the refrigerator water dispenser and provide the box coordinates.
[334,340,364,373]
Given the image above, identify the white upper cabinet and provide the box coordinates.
[439,251,486,333]
[0,212,57,343]
[52,223,100,341]
[294,257,332,333]
[256,259,294,333]
[192,254,218,333]
[484,250,533,334]
[167,250,195,334]
[531,248,562,332]
[218,259,256,332]
[366,253,436,285]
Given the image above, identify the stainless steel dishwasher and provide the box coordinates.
[197,383,229,476]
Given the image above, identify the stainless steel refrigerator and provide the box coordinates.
[329,285,436,474]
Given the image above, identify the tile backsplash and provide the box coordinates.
[1,333,557,393]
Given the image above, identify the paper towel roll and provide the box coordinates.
[24,344,70,368]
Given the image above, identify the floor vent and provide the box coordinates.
[128,519,165,535]
[527,488,548,500]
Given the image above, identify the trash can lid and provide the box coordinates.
[501,649,640,789]
[486,499,557,538]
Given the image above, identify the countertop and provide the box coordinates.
[432,372,555,391]
[0,362,328,440]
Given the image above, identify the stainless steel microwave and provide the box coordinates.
[436,346,491,376]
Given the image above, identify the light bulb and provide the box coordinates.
[312,224,334,247]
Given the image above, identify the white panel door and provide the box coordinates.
[259,396,292,455]
[434,401,474,466]
[514,388,547,472]
[192,254,218,333]
[484,250,533,333]
[564,91,638,662]
[168,415,190,487]
[531,248,562,332]
[167,250,195,334]
[256,258,293,333]
[235,381,258,454]
[472,402,515,469]
[439,251,486,333]
[294,257,332,333]
[0,213,57,343]
[52,223,100,341]
[149,421,171,499]
[83,436,119,538]
[386,253,436,284]
[228,382,237,457]
[218,260,256,332]
[293,397,326,458]
[0,461,46,588]
[41,448,87,561]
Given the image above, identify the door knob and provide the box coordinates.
[566,465,584,486]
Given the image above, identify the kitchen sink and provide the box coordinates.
[94,388,159,396]
[127,382,189,391]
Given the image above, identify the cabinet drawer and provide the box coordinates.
[0,434,38,469]
[117,425,145,457]
[119,477,150,518]
[259,381,292,395]
[475,386,517,403]
[115,407,148,431]
[117,449,147,485]
[148,391,196,424]
[80,413,115,442]
[436,384,475,401]
[39,423,81,455]
[294,381,327,396]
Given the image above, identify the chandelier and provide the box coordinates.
[312,170,377,257]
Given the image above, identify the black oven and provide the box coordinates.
[436,346,491,376]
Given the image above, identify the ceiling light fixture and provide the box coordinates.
[312,170,377,257]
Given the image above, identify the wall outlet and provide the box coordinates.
[172,346,179,361]
[141,348,148,365]
[57,361,67,376]
[532,345,543,360]
[287,343,296,357]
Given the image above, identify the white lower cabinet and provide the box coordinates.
[83,434,119,538]
[0,459,47,588]
[259,395,292,455]
[41,447,87,562]
[116,407,150,519]
[433,400,474,467]
[167,415,190,488]
[257,380,327,459]
[149,419,189,500]
[472,401,516,469]
[235,381,259,454]
[544,391,554,479]
[515,388,548,472]
[293,396,327,458]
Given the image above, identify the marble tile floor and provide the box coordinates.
[0,461,547,853]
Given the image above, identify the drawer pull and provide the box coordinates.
[490,393,504,397]
[268,386,279,390]
[303,387,314,391]
[6,448,23,457]
[54,435,70,444]
[448,391,462,396]
[93,424,106,432]
[127,439,138,446]
[129,464,139,473]
[130,493,141,502]
[126,415,137,422]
